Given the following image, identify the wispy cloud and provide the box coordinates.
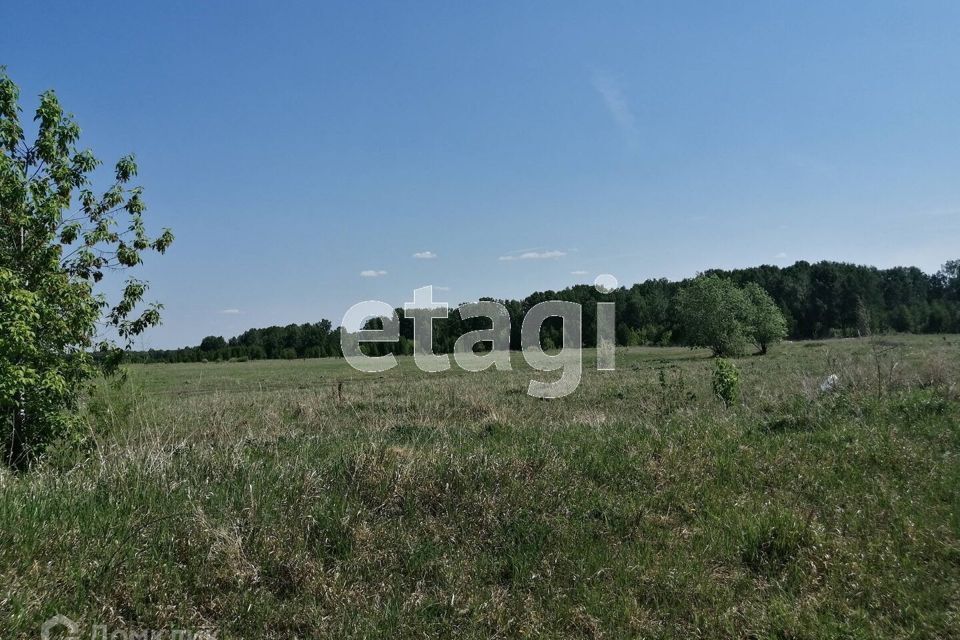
[774,252,788,259]
[433,285,451,291]
[571,270,589,276]
[219,308,242,315]
[498,250,567,261]
[360,269,387,277]
[592,71,636,134]
[413,251,437,259]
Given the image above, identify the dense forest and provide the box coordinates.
[127,259,960,363]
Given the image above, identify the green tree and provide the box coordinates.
[0,69,172,468]
[743,282,788,354]
[676,275,751,357]
[938,259,960,301]
[199,335,227,352]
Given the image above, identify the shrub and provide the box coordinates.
[712,358,740,407]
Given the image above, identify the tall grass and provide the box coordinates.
[1,336,958,638]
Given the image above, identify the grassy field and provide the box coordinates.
[2,336,959,638]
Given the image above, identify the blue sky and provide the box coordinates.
[4,1,959,347]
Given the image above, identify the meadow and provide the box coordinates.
[2,336,958,638]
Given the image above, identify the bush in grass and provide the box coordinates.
[712,358,740,407]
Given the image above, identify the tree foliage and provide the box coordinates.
[743,282,788,354]
[676,276,752,357]
[0,69,172,467]
[676,276,789,357]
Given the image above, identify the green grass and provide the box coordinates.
[2,336,959,638]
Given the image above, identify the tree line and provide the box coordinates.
[128,259,960,364]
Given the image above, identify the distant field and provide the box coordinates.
[2,336,959,638]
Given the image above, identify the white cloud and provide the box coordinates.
[498,250,567,261]
[413,251,437,259]
[571,270,589,276]
[433,285,451,291]
[592,71,636,133]
[360,269,387,277]
[774,252,788,259]
[219,308,242,315]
